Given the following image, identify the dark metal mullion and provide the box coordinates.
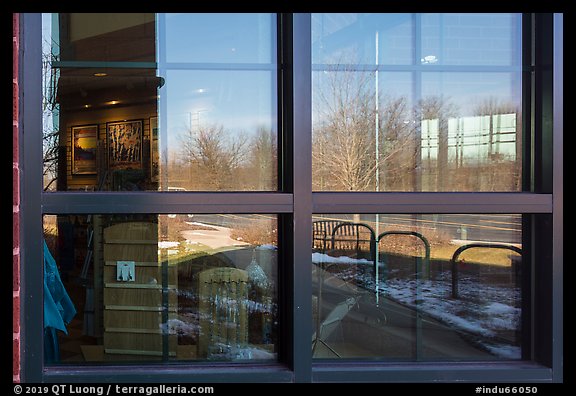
[277,13,288,193]
[276,13,293,373]
[43,366,294,383]
[41,192,294,214]
[551,13,563,383]
[520,12,534,363]
[520,213,533,361]
[531,13,555,370]
[529,13,538,193]
[291,13,313,383]
[313,192,552,214]
[21,12,44,382]
[532,14,553,194]
[313,363,552,383]
[521,13,532,192]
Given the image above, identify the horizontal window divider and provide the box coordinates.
[312,64,523,73]
[43,365,294,383]
[312,362,553,383]
[312,192,552,214]
[41,192,293,214]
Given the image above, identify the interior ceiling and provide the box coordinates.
[69,13,156,42]
[56,14,159,107]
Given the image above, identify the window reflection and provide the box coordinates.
[312,13,414,65]
[42,13,277,192]
[421,13,520,66]
[313,13,520,67]
[312,214,522,360]
[164,13,275,64]
[43,214,278,364]
[312,13,522,192]
[165,70,277,191]
[56,13,157,63]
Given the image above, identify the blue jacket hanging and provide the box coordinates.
[44,240,76,363]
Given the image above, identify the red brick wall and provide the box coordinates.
[13,12,20,383]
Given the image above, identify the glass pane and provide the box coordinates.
[420,72,521,191]
[165,70,277,191]
[49,13,157,63]
[165,13,275,63]
[421,13,520,66]
[312,214,522,361]
[312,13,414,65]
[43,214,278,364]
[312,13,522,192]
[42,13,278,192]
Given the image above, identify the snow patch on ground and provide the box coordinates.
[256,244,278,251]
[316,252,521,359]
[312,252,373,265]
[381,272,521,358]
[158,241,179,249]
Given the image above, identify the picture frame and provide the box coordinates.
[107,120,143,170]
[150,116,159,182]
[71,125,98,175]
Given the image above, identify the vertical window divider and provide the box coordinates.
[551,13,563,383]
[22,12,44,382]
[291,13,313,383]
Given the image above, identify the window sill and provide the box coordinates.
[312,360,554,382]
[42,363,294,383]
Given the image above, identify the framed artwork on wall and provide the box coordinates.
[71,125,98,175]
[107,120,143,170]
[150,116,159,182]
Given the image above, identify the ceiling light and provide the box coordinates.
[93,72,108,77]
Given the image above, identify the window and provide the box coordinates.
[312,13,522,192]
[19,13,562,382]
[311,213,523,360]
[309,14,528,363]
[43,214,279,363]
[38,13,283,368]
[42,13,277,192]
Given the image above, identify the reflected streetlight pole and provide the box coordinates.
[374,30,380,305]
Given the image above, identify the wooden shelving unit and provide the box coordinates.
[102,221,177,359]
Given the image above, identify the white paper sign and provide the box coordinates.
[116,261,135,282]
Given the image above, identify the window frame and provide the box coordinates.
[19,12,562,383]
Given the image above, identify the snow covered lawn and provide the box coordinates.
[382,271,521,359]
[313,253,521,359]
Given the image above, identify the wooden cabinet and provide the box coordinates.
[102,221,177,359]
